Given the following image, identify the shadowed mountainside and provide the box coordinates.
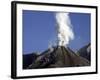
[77,43,91,61]
[23,53,38,69]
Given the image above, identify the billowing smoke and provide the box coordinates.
[55,12,74,47]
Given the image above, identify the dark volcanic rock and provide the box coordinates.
[77,43,91,61]
[28,46,90,69]
[23,53,38,69]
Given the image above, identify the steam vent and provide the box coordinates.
[26,46,90,69]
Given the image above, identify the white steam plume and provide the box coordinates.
[55,12,74,47]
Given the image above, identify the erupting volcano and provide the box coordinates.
[28,46,90,69]
[23,12,90,69]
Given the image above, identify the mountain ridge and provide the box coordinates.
[26,46,90,69]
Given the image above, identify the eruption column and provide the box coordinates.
[55,12,74,47]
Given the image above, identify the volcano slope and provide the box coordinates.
[27,46,90,69]
[78,43,91,62]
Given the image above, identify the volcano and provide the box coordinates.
[27,46,90,69]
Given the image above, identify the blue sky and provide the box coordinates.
[23,10,90,54]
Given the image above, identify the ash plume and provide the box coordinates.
[55,12,74,47]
